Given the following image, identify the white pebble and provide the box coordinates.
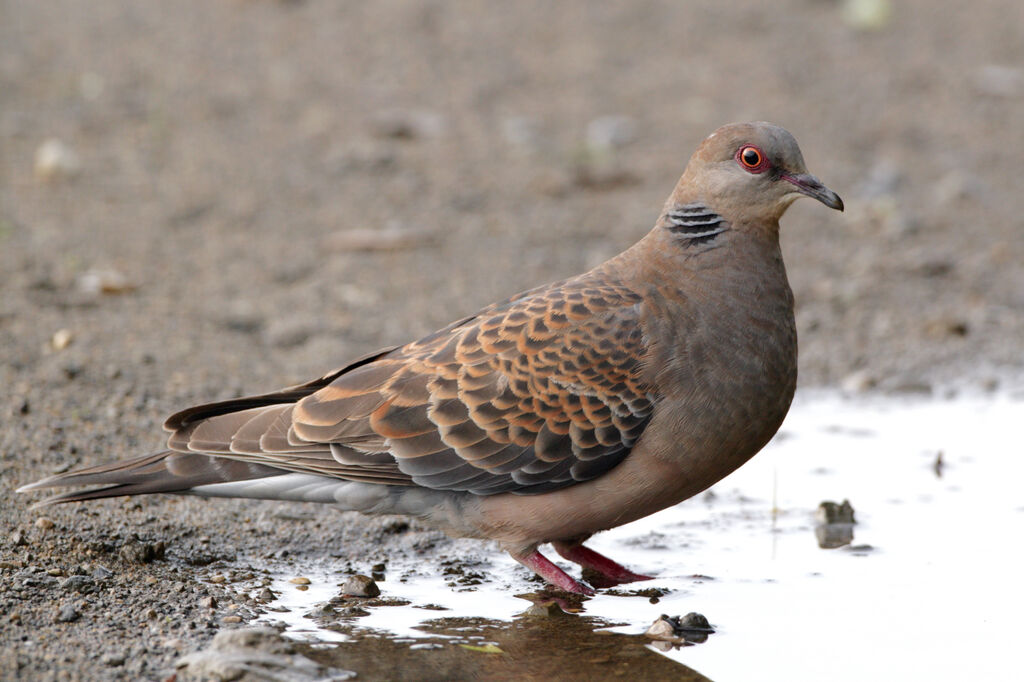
[51,328,74,351]
[34,139,81,182]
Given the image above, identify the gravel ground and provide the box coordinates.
[2,0,1022,679]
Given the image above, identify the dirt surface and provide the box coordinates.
[1,0,1022,679]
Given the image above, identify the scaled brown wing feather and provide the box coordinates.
[288,269,657,495]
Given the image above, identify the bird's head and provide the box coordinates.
[671,122,843,228]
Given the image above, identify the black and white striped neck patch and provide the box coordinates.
[663,203,728,244]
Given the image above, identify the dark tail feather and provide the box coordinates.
[17,451,285,506]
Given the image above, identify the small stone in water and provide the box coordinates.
[645,613,715,643]
[816,500,856,525]
[521,600,568,618]
[645,617,678,641]
[341,574,380,598]
[289,576,311,585]
[675,612,713,631]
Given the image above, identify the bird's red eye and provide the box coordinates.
[736,145,769,173]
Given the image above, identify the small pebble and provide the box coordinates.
[924,318,969,338]
[51,329,73,351]
[289,576,311,585]
[645,613,715,642]
[841,0,892,31]
[61,576,94,594]
[35,518,55,531]
[816,500,856,525]
[521,600,568,618]
[34,139,81,181]
[341,574,380,598]
[55,604,80,623]
[645,617,677,641]
[76,268,136,296]
[676,612,713,631]
[119,540,165,564]
[222,615,242,624]
[91,565,113,580]
[200,596,217,609]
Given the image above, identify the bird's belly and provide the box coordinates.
[474,444,698,553]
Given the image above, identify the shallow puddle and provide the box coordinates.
[247,393,1023,680]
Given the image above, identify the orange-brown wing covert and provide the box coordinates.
[292,271,656,495]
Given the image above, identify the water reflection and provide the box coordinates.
[296,614,712,681]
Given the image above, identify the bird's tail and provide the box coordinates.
[19,453,481,537]
[16,451,284,507]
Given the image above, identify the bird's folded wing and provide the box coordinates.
[165,270,657,496]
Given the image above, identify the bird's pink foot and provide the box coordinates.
[552,542,654,585]
[513,549,595,595]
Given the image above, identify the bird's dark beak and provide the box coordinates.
[782,173,844,211]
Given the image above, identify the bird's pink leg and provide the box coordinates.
[552,542,654,584]
[512,549,595,595]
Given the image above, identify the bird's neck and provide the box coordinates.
[624,222,797,397]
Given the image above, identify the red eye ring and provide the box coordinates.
[736,144,770,173]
